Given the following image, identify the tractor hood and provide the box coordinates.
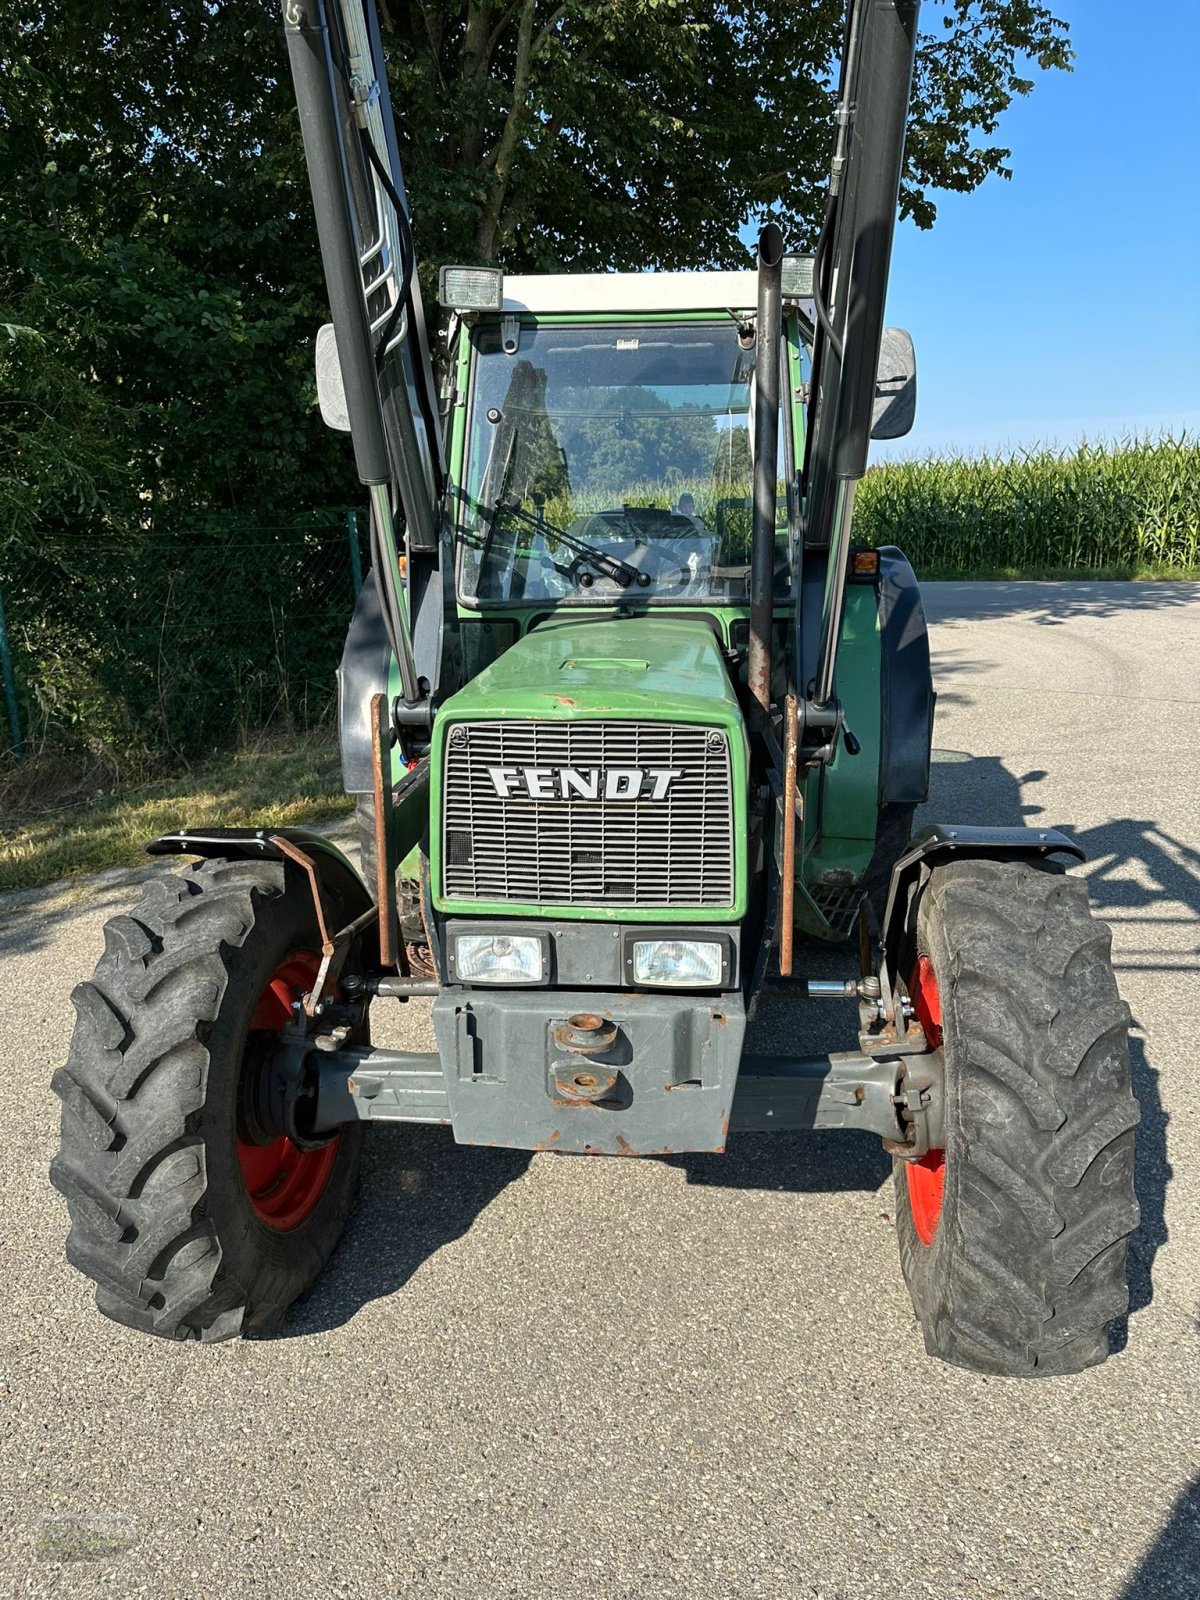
[429,616,750,922]
[438,617,741,723]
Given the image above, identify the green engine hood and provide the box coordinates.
[430,617,749,922]
[440,617,742,722]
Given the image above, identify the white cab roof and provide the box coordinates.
[501,271,760,316]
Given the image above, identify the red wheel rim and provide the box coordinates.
[905,954,945,1247]
[236,951,338,1231]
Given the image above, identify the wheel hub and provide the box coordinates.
[235,951,339,1232]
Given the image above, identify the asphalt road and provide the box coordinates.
[2,581,1198,1600]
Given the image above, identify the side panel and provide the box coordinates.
[338,578,391,795]
[803,582,882,888]
[793,552,933,938]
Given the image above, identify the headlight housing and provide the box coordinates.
[452,932,545,985]
[628,936,728,989]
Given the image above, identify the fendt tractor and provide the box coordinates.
[52,0,1140,1375]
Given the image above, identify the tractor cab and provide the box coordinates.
[442,273,796,613]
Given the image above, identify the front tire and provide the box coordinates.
[51,858,365,1341]
[894,858,1140,1376]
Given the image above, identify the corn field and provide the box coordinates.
[854,434,1200,576]
[524,436,1200,578]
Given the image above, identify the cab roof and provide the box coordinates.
[500,271,761,317]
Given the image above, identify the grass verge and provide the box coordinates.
[0,732,349,895]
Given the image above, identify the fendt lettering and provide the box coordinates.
[486,765,683,801]
[51,0,1139,1382]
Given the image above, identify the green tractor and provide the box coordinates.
[52,0,1139,1374]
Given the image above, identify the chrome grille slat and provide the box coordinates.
[441,720,734,908]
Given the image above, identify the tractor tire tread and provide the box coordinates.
[51,858,357,1342]
[895,857,1139,1376]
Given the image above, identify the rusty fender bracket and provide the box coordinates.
[145,826,376,1018]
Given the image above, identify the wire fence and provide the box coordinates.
[0,511,366,766]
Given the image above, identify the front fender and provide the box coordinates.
[881,823,1086,984]
[145,826,371,924]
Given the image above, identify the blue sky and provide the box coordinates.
[861,0,1200,459]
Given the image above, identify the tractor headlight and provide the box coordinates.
[629,938,726,989]
[453,932,544,984]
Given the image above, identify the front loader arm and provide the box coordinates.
[283,0,449,723]
[796,0,921,752]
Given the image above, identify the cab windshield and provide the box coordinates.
[456,319,787,606]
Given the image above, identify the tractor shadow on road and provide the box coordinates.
[1116,1476,1200,1600]
[668,1129,891,1195]
[275,1124,532,1338]
[923,580,1200,629]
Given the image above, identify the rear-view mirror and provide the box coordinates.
[871,327,917,440]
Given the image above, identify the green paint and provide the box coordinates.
[778,584,887,937]
[785,312,808,466]
[430,616,749,923]
[803,584,883,889]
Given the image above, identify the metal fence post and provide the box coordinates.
[346,506,363,597]
[0,582,22,756]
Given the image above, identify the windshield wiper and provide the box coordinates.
[473,421,646,588]
[498,501,650,589]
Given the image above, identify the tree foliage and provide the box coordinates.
[1,0,1069,538]
[385,0,1071,264]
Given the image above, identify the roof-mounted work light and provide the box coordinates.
[438,266,504,311]
[780,255,817,299]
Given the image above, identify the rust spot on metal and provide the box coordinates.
[550,1057,619,1103]
[552,1014,618,1059]
[532,1129,562,1150]
[552,695,576,707]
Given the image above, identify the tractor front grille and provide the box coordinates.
[440,720,735,909]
